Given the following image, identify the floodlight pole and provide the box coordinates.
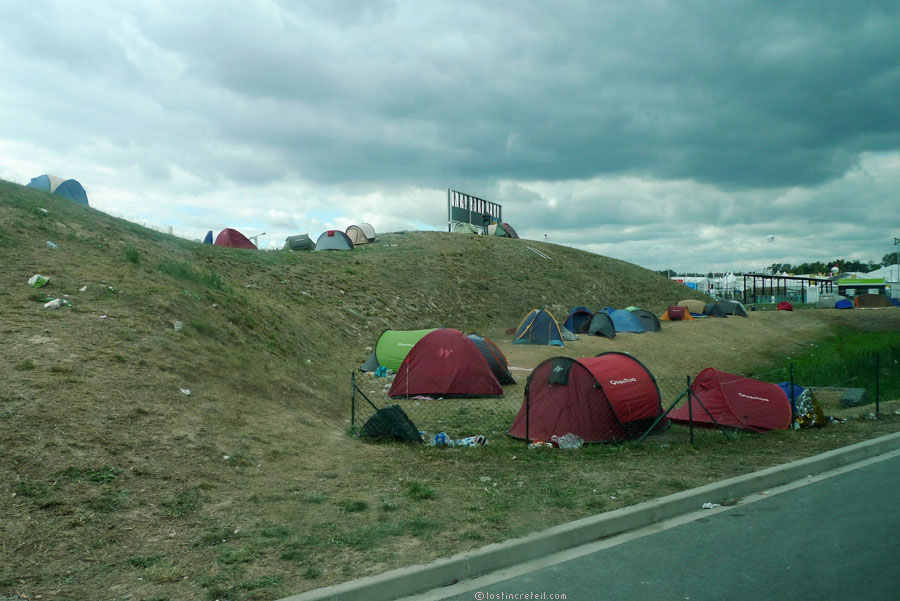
[894,238,900,287]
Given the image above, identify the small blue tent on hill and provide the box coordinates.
[563,306,593,333]
[514,309,564,346]
[27,174,89,206]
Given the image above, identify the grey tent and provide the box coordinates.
[631,309,662,332]
[588,312,616,338]
[283,234,315,250]
[704,303,728,318]
[315,230,354,251]
[359,222,376,242]
[711,300,748,317]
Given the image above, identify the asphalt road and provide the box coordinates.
[424,452,900,601]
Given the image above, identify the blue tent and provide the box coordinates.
[834,299,853,309]
[563,306,593,333]
[27,174,89,206]
[513,309,564,346]
[203,230,213,244]
[607,309,646,333]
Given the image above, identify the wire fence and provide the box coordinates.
[350,351,898,447]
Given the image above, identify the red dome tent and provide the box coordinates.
[668,368,792,432]
[508,352,665,443]
[214,228,257,249]
[388,329,503,398]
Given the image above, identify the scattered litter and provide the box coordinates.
[305,359,312,364]
[528,440,553,449]
[173,320,183,332]
[38,208,49,214]
[28,274,50,287]
[894,409,900,415]
[412,395,435,400]
[79,285,88,292]
[180,388,192,396]
[479,476,491,483]
[374,366,388,378]
[301,290,311,296]
[43,298,70,309]
[702,502,719,509]
[720,498,738,506]
[108,286,116,293]
[551,433,584,450]
[99,314,108,320]
[223,455,231,460]
[866,412,877,421]
[46,240,58,249]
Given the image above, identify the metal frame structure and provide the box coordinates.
[447,188,502,234]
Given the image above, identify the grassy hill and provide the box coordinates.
[1,179,898,601]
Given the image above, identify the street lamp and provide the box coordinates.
[895,238,900,284]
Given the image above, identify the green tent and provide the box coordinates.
[360,329,437,371]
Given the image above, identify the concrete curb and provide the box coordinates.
[279,431,900,601]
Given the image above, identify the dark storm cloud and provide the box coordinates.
[2,1,899,272]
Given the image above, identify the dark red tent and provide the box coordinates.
[214,228,257,249]
[389,329,503,398]
[668,368,792,432]
[777,301,793,311]
[508,352,664,443]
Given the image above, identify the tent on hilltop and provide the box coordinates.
[668,368,792,432]
[467,333,515,384]
[215,228,257,249]
[660,306,694,321]
[513,309,564,346]
[678,299,707,315]
[563,306,594,333]
[203,230,213,244]
[587,312,616,338]
[359,223,376,241]
[283,234,315,250]
[345,225,370,246]
[508,352,666,443]
[389,329,503,398]
[360,328,437,372]
[315,230,353,251]
[488,223,520,238]
[27,174,89,206]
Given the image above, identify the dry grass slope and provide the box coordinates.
[1,179,898,601]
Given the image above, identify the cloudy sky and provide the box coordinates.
[2,0,899,272]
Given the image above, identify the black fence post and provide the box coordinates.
[790,363,796,430]
[687,375,694,446]
[351,371,356,427]
[876,354,881,416]
[525,383,530,446]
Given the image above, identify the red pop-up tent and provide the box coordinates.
[389,329,503,398]
[508,352,665,443]
[214,228,257,249]
[668,368,792,432]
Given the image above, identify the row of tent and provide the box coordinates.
[661,299,749,320]
[205,224,377,251]
[452,222,520,238]
[511,307,664,347]
[512,359,794,444]
[360,328,515,398]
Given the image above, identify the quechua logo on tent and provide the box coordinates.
[436,348,454,359]
[609,377,638,385]
[738,392,770,402]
